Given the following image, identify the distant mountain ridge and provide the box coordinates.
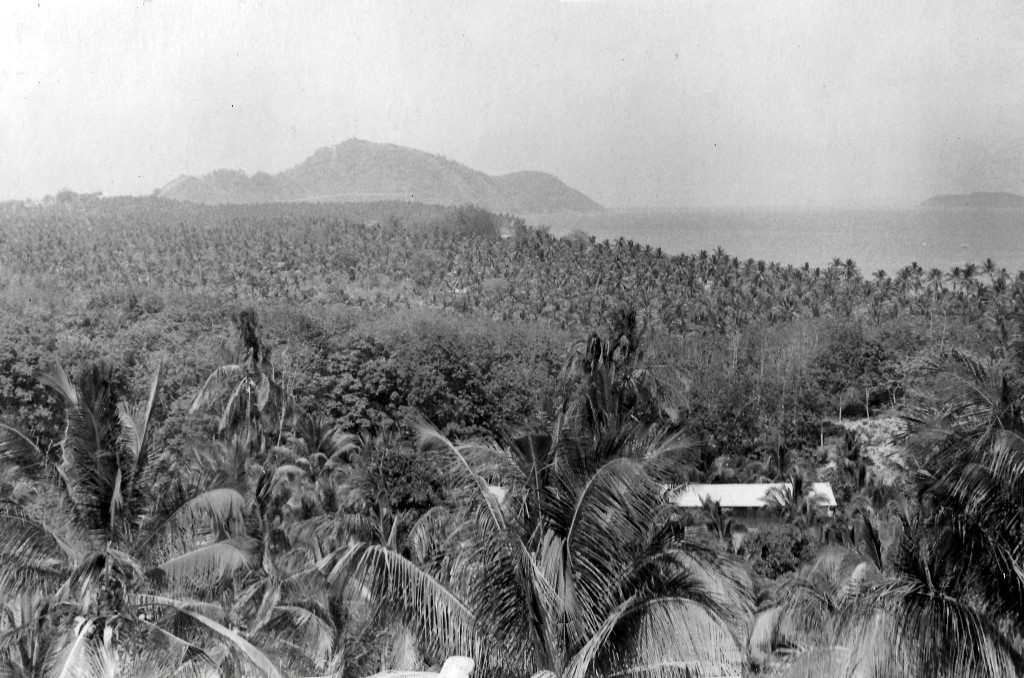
[921,191,1024,208]
[156,139,601,213]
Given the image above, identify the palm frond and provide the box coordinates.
[39,363,79,408]
[632,428,696,483]
[508,432,556,509]
[289,512,372,552]
[218,378,251,434]
[188,364,244,415]
[526,532,574,667]
[171,603,283,678]
[132,618,216,675]
[416,423,509,531]
[133,594,283,677]
[646,546,753,639]
[131,593,225,619]
[0,424,48,481]
[446,523,550,673]
[151,537,258,590]
[837,577,1023,677]
[254,604,336,668]
[0,504,71,594]
[142,487,247,549]
[329,543,477,662]
[46,365,104,469]
[117,365,161,462]
[565,594,743,678]
[561,458,661,636]
[747,606,784,669]
[48,617,97,678]
[117,365,163,516]
[405,506,453,565]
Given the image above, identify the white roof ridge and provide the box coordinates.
[666,481,837,508]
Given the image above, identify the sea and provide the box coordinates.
[523,207,1024,275]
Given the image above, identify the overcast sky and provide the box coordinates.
[3,0,1023,207]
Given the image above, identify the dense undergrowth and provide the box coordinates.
[1,195,1023,676]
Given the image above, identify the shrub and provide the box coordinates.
[741,523,813,580]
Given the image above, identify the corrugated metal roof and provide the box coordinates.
[667,482,837,508]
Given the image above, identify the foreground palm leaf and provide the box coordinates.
[395,424,752,677]
[0,362,283,676]
[761,515,1024,677]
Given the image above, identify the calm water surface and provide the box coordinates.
[526,208,1024,274]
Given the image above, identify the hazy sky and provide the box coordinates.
[3,0,1024,207]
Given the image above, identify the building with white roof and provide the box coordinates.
[667,482,837,510]
[365,656,474,678]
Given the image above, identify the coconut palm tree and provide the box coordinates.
[315,432,464,675]
[747,544,871,673]
[832,518,1022,677]
[322,413,754,678]
[899,349,1024,639]
[227,454,340,676]
[760,348,1024,677]
[0,592,62,677]
[319,322,752,677]
[698,496,742,552]
[190,308,289,453]
[559,308,689,430]
[0,363,282,676]
[765,476,828,534]
[766,514,1023,678]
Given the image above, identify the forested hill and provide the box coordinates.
[156,138,602,213]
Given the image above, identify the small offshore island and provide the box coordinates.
[921,191,1024,208]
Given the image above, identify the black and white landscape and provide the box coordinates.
[3,3,1024,678]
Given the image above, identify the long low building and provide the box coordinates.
[365,657,474,678]
[666,482,837,511]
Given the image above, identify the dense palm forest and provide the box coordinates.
[2,194,1024,676]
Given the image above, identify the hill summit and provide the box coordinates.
[156,139,601,213]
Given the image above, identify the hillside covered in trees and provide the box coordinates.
[2,195,1024,676]
[156,139,602,213]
